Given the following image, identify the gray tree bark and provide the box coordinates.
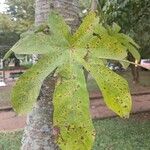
[90,0,98,11]
[21,0,81,150]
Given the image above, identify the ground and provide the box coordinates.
[0,112,149,150]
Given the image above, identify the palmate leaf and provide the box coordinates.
[78,57,131,117]
[6,11,141,150]
[53,63,95,150]
[12,51,68,114]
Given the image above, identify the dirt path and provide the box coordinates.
[0,93,150,131]
[0,111,26,131]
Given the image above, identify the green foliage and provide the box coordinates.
[71,11,99,44]
[48,11,71,42]
[0,13,20,45]
[0,0,34,58]
[0,13,15,32]
[6,0,34,32]
[98,0,150,58]
[94,115,150,150]
[6,0,34,20]
[5,32,66,56]
[5,11,140,150]
[0,13,20,58]
[0,131,22,150]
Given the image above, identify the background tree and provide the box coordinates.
[1,0,35,65]
[0,13,20,67]
[0,13,19,56]
[5,0,34,32]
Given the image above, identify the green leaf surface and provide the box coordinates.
[88,38,127,60]
[120,33,140,49]
[11,51,68,114]
[53,63,95,150]
[73,39,128,69]
[73,23,127,62]
[126,43,141,62]
[48,11,71,42]
[114,33,140,61]
[109,33,140,62]
[112,22,121,33]
[120,60,130,69]
[81,58,132,118]
[7,32,68,55]
[71,11,99,44]
[3,50,13,60]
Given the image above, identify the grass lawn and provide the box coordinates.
[0,113,149,150]
[93,114,150,150]
[0,131,22,150]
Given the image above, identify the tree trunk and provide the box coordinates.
[50,0,81,32]
[90,0,98,11]
[21,0,80,150]
[129,54,140,84]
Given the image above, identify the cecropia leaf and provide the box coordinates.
[4,32,68,56]
[53,63,95,150]
[81,58,132,118]
[11,51,68,114]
